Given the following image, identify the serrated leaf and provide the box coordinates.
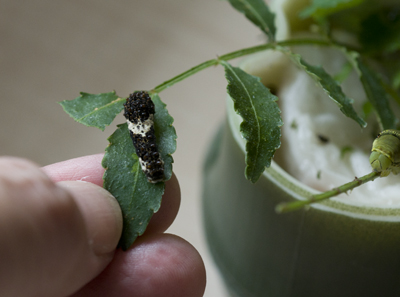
[151,93,177,181]
[227,0,276,41]
[102,95,176,250]
[354,56,397,130]
[300,0,364,19]
[287,50,367,128]
[221,60,282,183]
[60,91,124,131]
[102,124,164,250]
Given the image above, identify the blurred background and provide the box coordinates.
[0,0,262,295]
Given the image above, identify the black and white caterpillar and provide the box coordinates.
[123,91,164,183]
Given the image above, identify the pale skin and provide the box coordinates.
[0,154,206,297]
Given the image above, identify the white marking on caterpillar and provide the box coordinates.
[126,115,154,137]
[123,91,165,183]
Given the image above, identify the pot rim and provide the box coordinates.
[226,81,400,220]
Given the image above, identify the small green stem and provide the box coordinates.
[151,38,332,94]
[152,59,218,93]
[275,171,381,214]
[278,38,331,47]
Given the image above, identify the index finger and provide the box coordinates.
[42,154,180,234]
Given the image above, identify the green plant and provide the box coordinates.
[60,0,400,249]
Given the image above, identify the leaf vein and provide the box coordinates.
[238,0,270,35]
[129,160,140,212]
[78,97,124,122]
[226,62,261,177]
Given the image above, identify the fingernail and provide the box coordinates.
[58,181,123,255]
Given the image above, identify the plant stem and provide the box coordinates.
[152,59,218,94]
[275,171,381,214]
[151,38,332,94]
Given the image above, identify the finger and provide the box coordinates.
[42,153,105,186]
[145,173,181,234]
[57,181,123,256]
[43,154,181,234]
[71,233,206,297]
[0,157,122,297]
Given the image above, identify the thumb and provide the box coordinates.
[0,157,122,297]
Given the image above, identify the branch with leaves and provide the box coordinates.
[60,0,400,249]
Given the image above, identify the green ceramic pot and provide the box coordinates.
[202,64,400,297]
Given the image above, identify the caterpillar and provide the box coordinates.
[369,129,400,177]
[123,91,164,183]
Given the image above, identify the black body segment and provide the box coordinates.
[123,91,164,183]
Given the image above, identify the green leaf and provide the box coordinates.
[354,56,397,130]
[359,7,400,54]
[151,93,177,181]
[380,77,400,108]
[300,0,365,19]
[60,91,124,131]
[362,101,374,120]
[102,94,176,250]
[221,60,283,183]
[286,50,367,128]
[227,0,276,41]
[102,124,164,250]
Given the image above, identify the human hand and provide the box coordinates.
[0,154,206,297]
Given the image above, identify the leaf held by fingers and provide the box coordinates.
[101,94,176,250]
[102,123,164,250]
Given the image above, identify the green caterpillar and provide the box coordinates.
[370,129,400,177]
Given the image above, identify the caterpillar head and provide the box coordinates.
[369,151,392,177]
[369,130,400,177]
